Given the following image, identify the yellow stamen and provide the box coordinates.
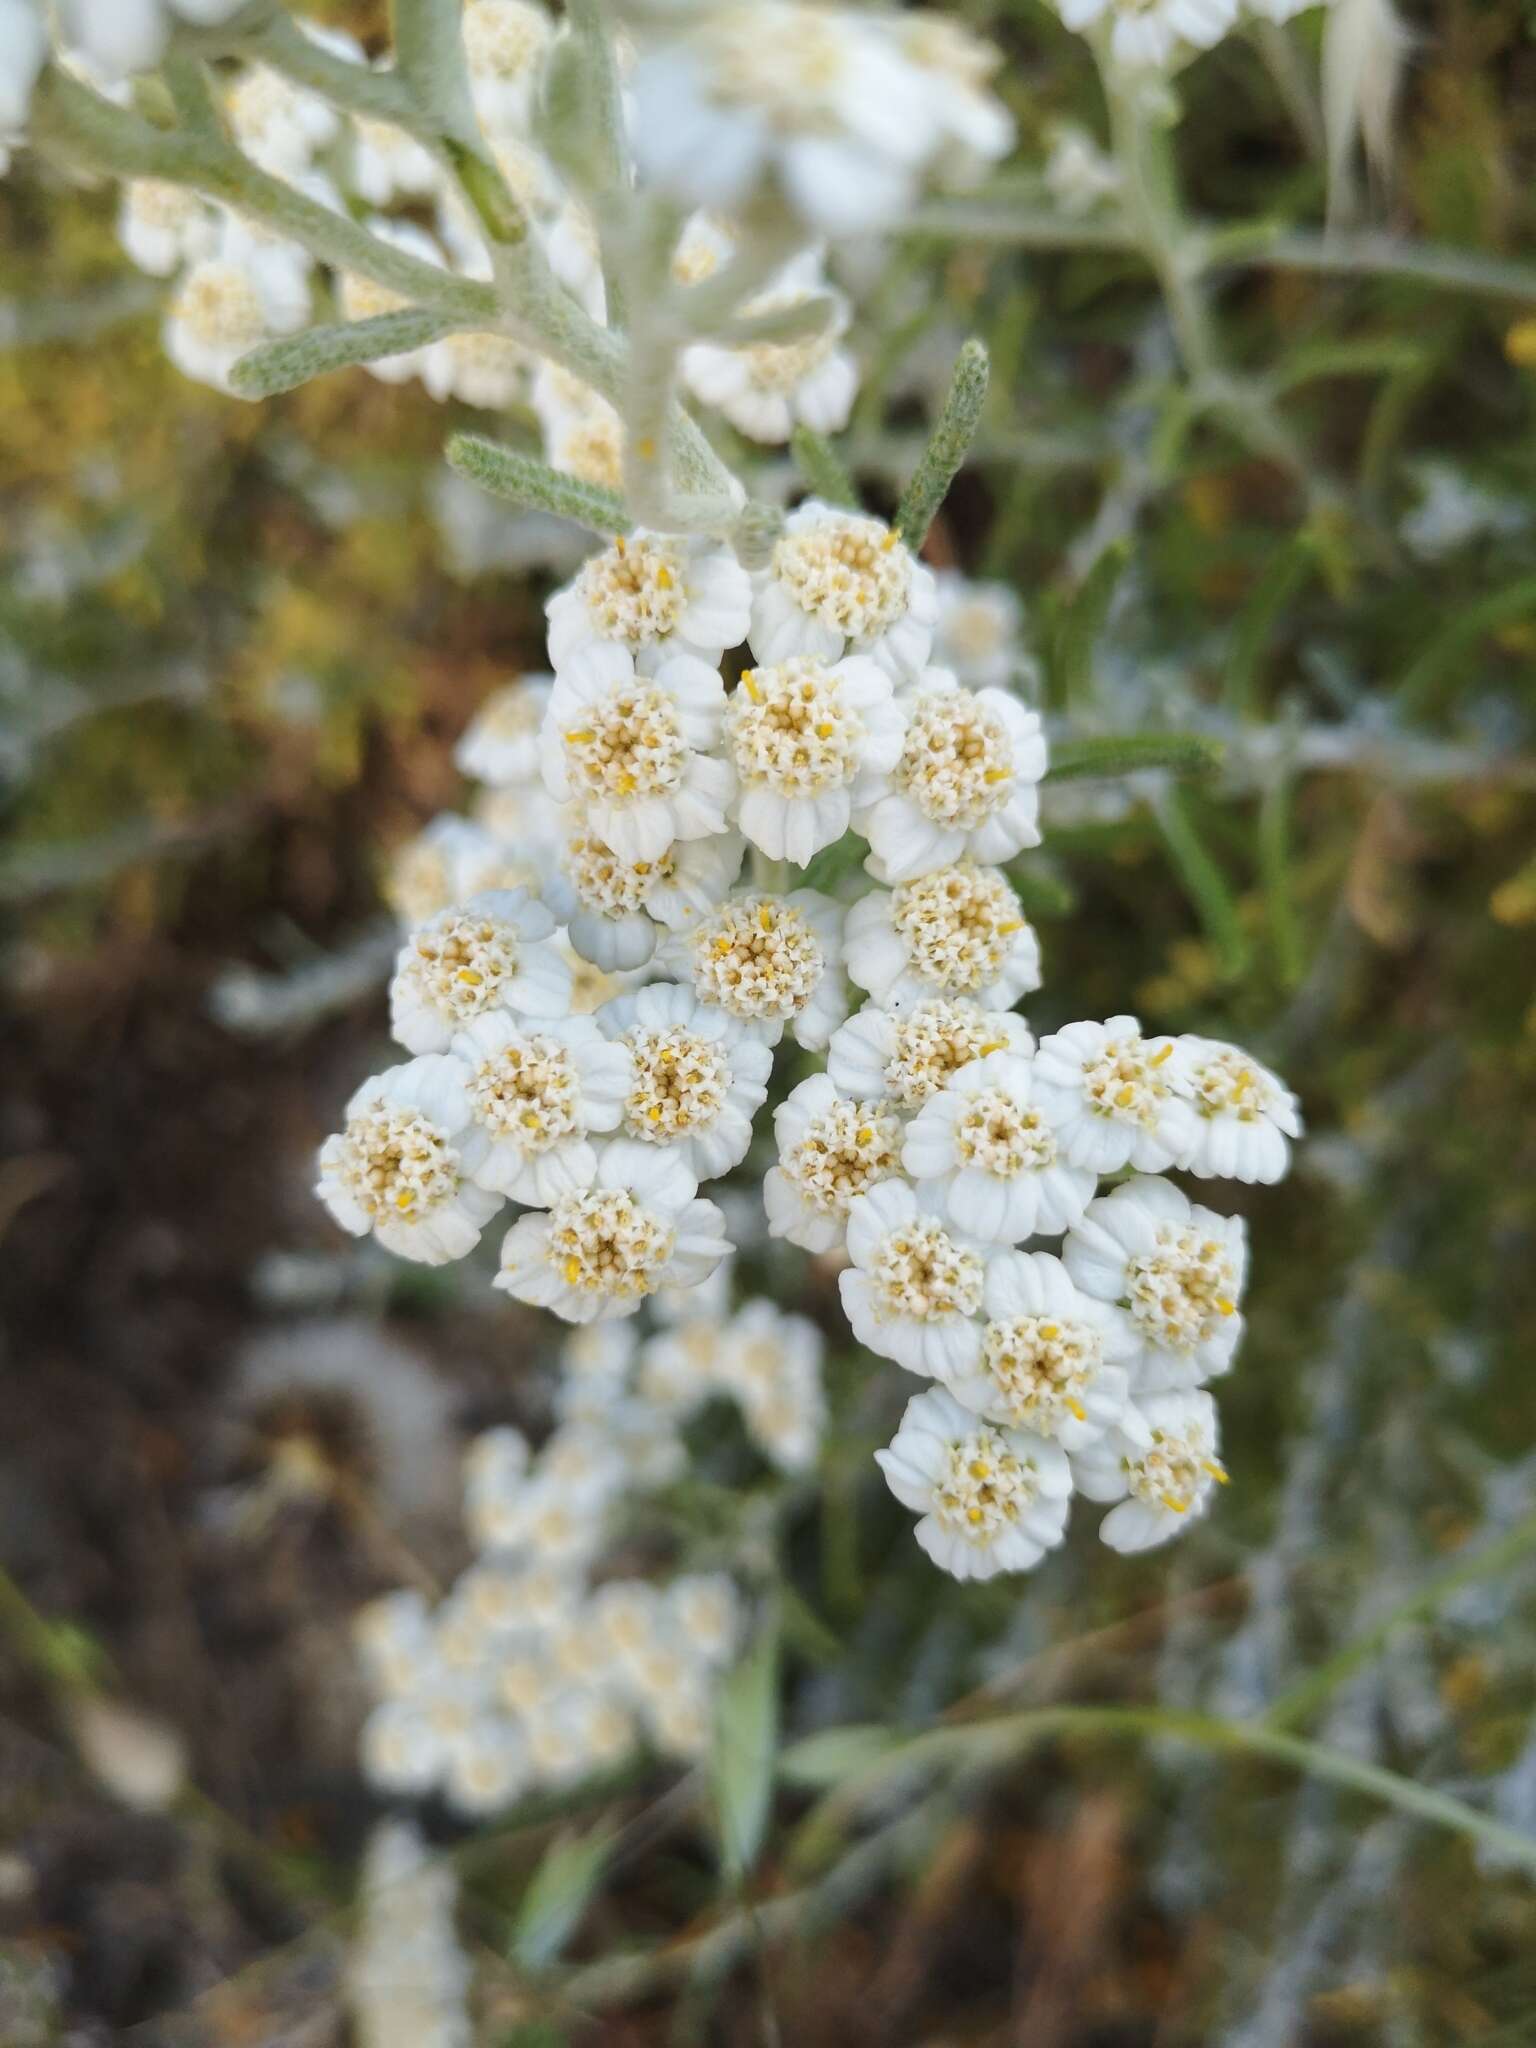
[1215,1298,1236,1317]
[856,1126,873,1145]
[565,727,595,744]
[758,905,774,932]
[1161,1493,1190,1514]
[633,861,651,875]
[1115,1085,1137,1108]
[647,1105,662,1122]
[1066,1398,1087,1422]
[879,530,899,551]
[740,670,761,703]
[983,768,1008,784]
[968,1460,990,1479]
[616,773,636,795]
[564,1256,582,1285]
[655,564,673,589]
[636,436,656,460]
[1202,1460,1229,1485]
[815,721,835,739]
[1149,1041,1175,1067]
[997,920,1024,935]
[1039,1324,1059,1340]
[395,1190,415,1211]
[456,967,483,986]
[978,1038,1006,1056]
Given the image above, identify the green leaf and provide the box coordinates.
[1044,732,1224,782]
[895,337,990,550]
[1046,537,1130,709]
[1156,788,1251,980]
[446,433,632,536]
[709,1612,779,1883]
[1223,535,1319,718]
[1396,573,1536,719]
[779,1724,900,1790]
[1258,763,1306,989]
[789,424,859,510]
[229,310,460,398]
[509,1823,616,1972]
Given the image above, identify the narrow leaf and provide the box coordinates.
[1044,732,1223,782]
[895,337,990,550]
[446,433,632,536]
[779,1724,900,1790]
[790,425,859,509]
[1224,535,1318,718]
[1156,789,1251,979]
[710,1614,779,1883]
[1396,573,1536,719]
[229,310,459,398]
[1258,765,1306,989]
[510,1823,616,1972]
[1047,537,1130,709]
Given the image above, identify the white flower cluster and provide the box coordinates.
[1053,0,1330,70]
[348,1821,471,2048]
[357,1386,746,1817]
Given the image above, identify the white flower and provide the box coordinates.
[750,501,938,685]
[1054,0,1240,68]
[876,1384,1072,1580]
[383,813,541,927]
[1063,1175,1247,1388]
[763,1072,904,1253]
[454,676,553,789]
[683,252,859,446]
[317,1055,501,1265]
[839,1178,989,1380]
[629,4,941,237]
[541,645,734,865]
[665,1574,742,1667]
[451,1009,631,1204]
[947,1250,1136,1450]
[668,887,849,1049]
[589,1581,666,1671]
[881,16,1015,180]
[902,1049,1096,1244]
[463,0,554,136]
[553,1321,639,1421]
[0,0,44,158]
[532,364,626,490]
[719,1299,827,1474]
[355,1589,438,1699]
[727,654,903,866]
[1174,1035,1301,1184]
[596,980,772,1181]
[350,108,441,209]
[858,669,1046,882]
[162,251,309,393]
[1030,1014,1199,1174]
[388,888,573,1054]
[650,1252,736,1329]
[118,180,220,278]
[495,1139,730,1323]
[828,998,1034,1112]
[636,1315,726,1414]
[845,862,1041,1009]
[338,218,447,384]
[226,30,358,176]
[422,326,530,411]
[541,196,606,319]
[1071,1389,1226,1552]
[547,531,752,677]
[547,824,744,972]
[1043,123,1124,217]
[54,0,248,80]
[444,1716,528,1816]
[932,573,1029,690]
[360,1697,447,1796]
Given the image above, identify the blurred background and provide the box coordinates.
[4,0,1536,2042]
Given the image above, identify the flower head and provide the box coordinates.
[728,654,903,865]
[1031,1014,1199,1175]
[876,1384,1072,1580]
[750,502,938,684]
[1175,1035,1301,1184]
[451,1009,632,1205]
[495,1139,730,1323]
[464,0,554,135]
[764,1072,905,1252]
[859,670,1047,882]
[118,179,220,278]
[1063,1175,1247,1387]
[163,250,309,393]
[541,646,734,865]
[597,979,773,1181]
[548,825,744,971]
[317,1055,501,1265]
[828,998,1034,1112]
[931,573,1029,690]
[947,1250,1136,1449]
[389,889,572,1053]
[454,676,554,789]
[671,887,848,1049]
[840,1178,988,1380]
[1071,1389,1226,1552]
[845,861,1041,1009]
[547,531,752,676]
[1054,0,1239,67]
[683,251,859,445]
[902,1048,1097,1243]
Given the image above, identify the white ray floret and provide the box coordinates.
[828,998,1034,1112]
[876,1384,1072,1580]
[881,15,1017,180]
[859,668,1047,882]
[495,1139,730,1324]
[541,646,734,865]
[845,861,1041,1009]
[118,180,220,278]
[463,0,554,137]
[666,887,849,1050]
[547,531,753,677]
[840,1179,989,1380]
[317,1056,501,1265]
[947,1249,1136,1450]
[337,217,449,385]
[750,502,938,685]
[1053,0,1240,68]
[596,979,773,1181]
[450,1009,631,1205]
[162,249,309,394]
[764,1072,905,1253]
[454,676,554,789]
[720,1299,829,1475]
[902,1048,1097,1243]
[931,572,1029,690]
[1063,1175,1248,1388]
[1030,1013,1199,1174]
[628,3,942,237]
[1174,1035,1302,1184]
[547,824,744,972]
[727,654,904,866]
[1071,1389,1226,1552]
[683,251,859,446]
[389,888,573,1054]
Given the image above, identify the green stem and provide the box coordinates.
[1265,1509,1536,1732]
[389,0,480,146]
